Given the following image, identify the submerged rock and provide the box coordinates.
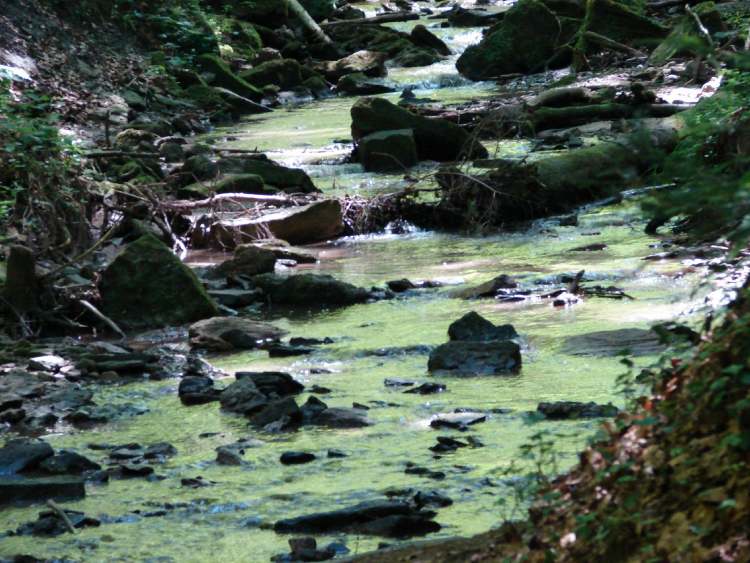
[448,312,518,342]
[99,234,218,330]
[351,97,488,162]
[561,328,664,357]
[280,451,316,465]
[428,341,521,375]
[189,317,287,351]
[274,500,440,538]
[537,401,619,419]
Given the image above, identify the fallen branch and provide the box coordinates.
[322,12,419,27]
[46,500,77,535]
[84,151,159,159]
[286,0,333,43]
[163,192,296,210]
[584,31,646,57]
[79,299,127,339]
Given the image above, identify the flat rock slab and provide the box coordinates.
[561,328,664,357]
[0,477,86,505]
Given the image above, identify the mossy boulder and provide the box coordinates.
[196,54,263,101]
[351,97,488,161]
[240,59,307,90]
[358,129,418,172]
[456,0,572,80]
[99,234,218,330]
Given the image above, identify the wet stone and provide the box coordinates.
[280,452,316,465]
[404,383,446,395]
[0,476,86,505]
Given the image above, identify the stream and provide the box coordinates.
[0,2,717,561]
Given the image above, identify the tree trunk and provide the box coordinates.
[285,0,333,44]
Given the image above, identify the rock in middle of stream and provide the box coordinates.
[428,312,521,375]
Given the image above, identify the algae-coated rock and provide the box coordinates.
[99,234,218,330]
[351,97,488,161]
[358,129,418,172]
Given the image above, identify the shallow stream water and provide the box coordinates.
[0,3,716,561]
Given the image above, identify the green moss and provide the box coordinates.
[99,234,218,329]
[456,0,571,80]
[239,59,305,90]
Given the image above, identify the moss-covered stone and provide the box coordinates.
[358,129,419,172]
[99,234,218,330]
[239,59,306,90]
[196,54,263,101]
[457,0,572,80]
[351,97,488,162]
[217,155,319,193]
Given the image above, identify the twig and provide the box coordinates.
[163,192,297,210]
[46,500,77,535]
[79,299,127,339]
[686,4,714,47]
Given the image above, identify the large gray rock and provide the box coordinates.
[358,129,418,172]
[99,234,218,330]
[428,341,521,375]
[0,440,54,476]
[448,312,518,342]
[189,317,287,351]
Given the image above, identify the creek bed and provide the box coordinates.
[0,3,714,561]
